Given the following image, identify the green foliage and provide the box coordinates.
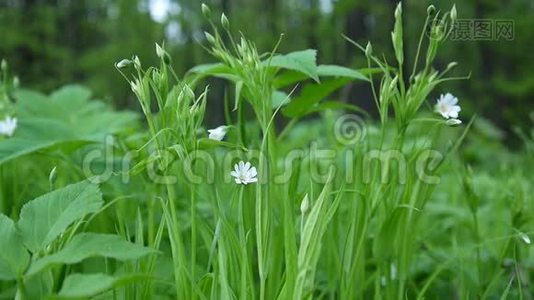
[18,181,103,253]
[0,181,156,299]
[28,233,156,276]
[0,85,137,165]
[0,214,29,280]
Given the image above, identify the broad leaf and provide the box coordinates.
[267,49,319,82]
[53,273,148,299]
[317,65,368,81]
[58,273,114,299]
[283,78,351,118]
[18,181,103,253]
[272,90,290,108]
[187,63,240,82]
[27,233,157,275]
[0,85,137,165]
[274,65,376,88]
[0,214,29,280]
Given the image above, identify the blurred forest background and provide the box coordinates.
[0,0,533,145]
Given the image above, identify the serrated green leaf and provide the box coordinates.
[18,181,103,253]
[27,233,157,275]
[0,214,29,280]
[267,49,319,82]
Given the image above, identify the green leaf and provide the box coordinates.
[274,65,376,88]
[272,90,290,108]
[18,181,103,253]
[267,49,319,82]
[0,85,137,165]
[187,63,240,82]
[0,214,29,280]
[58,273,114,299]
[52,273,149,299]
[317,65,368,81]
[283,78,351,118]
[27,233,157,275]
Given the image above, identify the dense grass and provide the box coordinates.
[0,3,532,299]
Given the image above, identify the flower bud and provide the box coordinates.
[394,2,402,20]
[519,232,531,245]
[446,118,462,126]
[204,31,216,44]
[156,43,165,59]
[389,75,398,92]
[133,56,141,68]
[1,59,6,71]
[115,59,131,69]
[201,3,211,18]
[427,5,436,16]
[221,13,230,30]
[49,166,57,187]
[446,61,458,71]
[300,194,310,214]
[365,42,373,57]
[13,76,19,88]
[450,4,457,23]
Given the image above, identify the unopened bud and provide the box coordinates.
[365,42,373,57]
[221,13,229,30]
[13,76,19,88]
[446,61,458,70]
[204,31,216,44]
[201,3,211,18]
[446,118,462,126]
[389,76,398,91]
[450,5,457,22]
[519,232,531,245]
[155,43,165,58]
[427,5,436,16]
[1,59,6,71]
[49,166,57,187]
[115,59,131,69]
[300,194,310,214]
[394,2,402,19]
[133,56,141,68]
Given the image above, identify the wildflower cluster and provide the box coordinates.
[353,3,463,133]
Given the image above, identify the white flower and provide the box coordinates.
[446,118,462,126]
[208,125,228,141]
[230,161,258,185]
[435,93,461,119]
[0,116,17,137]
